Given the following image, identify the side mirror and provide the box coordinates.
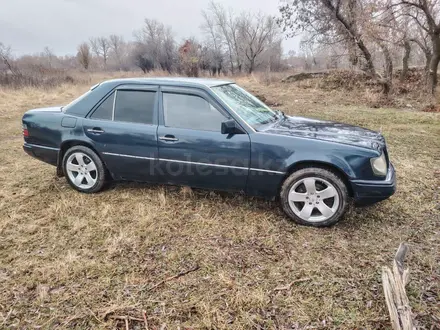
[221,119,245,135]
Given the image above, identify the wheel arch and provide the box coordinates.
[57,140,107,177]
[282,160,353,197]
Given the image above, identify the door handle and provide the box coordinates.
[159,135,179,142]
[87,127,105,134]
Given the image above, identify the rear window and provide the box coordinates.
[62,90,93,112]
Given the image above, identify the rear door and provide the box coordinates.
[83,85,160,181]
[157,86,251,191]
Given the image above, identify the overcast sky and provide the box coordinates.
[0,0,299,56]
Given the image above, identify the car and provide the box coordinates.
[22,77,396,227]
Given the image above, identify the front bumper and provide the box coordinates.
[350,163,396,205]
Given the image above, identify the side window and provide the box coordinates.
[163,93,226,131]
[90,92,114,120]
[114,90,155,125]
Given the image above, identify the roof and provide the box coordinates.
[101,77,233,88]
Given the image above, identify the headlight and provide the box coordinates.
[370,152,387,176]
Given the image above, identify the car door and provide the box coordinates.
[157,86,251,191]
[83,85,160,182]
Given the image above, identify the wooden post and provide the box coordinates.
[381,243,415,330]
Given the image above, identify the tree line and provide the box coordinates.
[77,1,283,76]
[0,1,284,84]
[1,0,439,96]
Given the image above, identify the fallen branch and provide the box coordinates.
[142,310,149,330]
[147,264,200,292]
[274,278,311,291]
[381,243,414,330]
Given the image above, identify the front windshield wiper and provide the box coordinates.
[274,109,286,119]
[258,111,283,126]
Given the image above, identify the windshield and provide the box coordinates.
[211,84,278,129]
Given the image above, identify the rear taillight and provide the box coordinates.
[22,123,29,137]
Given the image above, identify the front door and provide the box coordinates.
[83,85,159,181]
[157,87,251,191]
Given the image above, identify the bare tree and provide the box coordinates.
[266,39,284,71]
[200,44,223,75]
[227,8,245,73]
[160,27,175,72]
[0,43,17,73]
[409,23,432,71]
[278,0,395,94]
[399,20,413,82]
[77,42,91,70]
[201,8,224,74]
[203,1,281,74]
[381,1,413,81]
[203,1,242,73]
[90,37,110,67]
[109,35,125,68]
[401,39,412,80]
[279,1,373,74]
[377,41,394,94]
[238,13,279,73]
[396,0,440,93]
[366,1,402,94]
[134,19,176,72]
[42,46,56,69]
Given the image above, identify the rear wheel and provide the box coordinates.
[62,146,106,193]
[280,167,349,227]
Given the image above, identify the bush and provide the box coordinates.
[0,66,79,89]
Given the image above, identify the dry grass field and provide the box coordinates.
[0,73,439,329]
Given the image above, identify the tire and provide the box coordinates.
[62,145,106,193]
[280,167,349,227]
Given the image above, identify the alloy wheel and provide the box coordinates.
[288,177,340,222]
[66,152,98,189]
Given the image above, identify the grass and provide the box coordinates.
[0,74,439,329]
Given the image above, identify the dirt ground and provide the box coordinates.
[0,74,439,329]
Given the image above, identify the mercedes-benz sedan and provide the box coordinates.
[22,78,396,226]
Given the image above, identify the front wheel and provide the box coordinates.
[62,145,106,193]
[280,167,349,227]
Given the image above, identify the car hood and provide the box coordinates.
[261,116,385,150]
